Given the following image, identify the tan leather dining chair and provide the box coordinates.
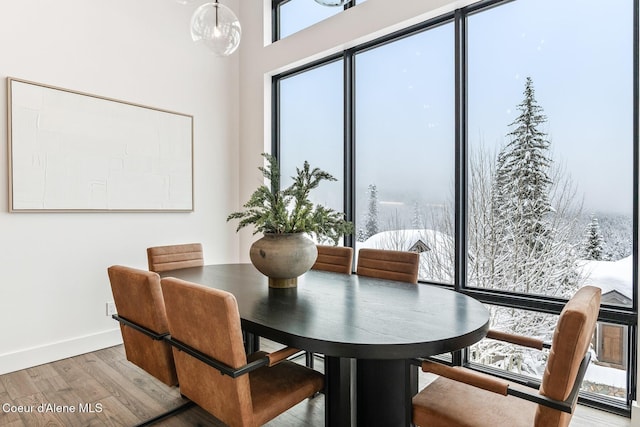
[356,248,420,284]
[412,286,601,427]
[148,243,260,355]
[147,243,204,273]
[312,245,354,274]
[108,265,178,387]
[108,265,194,424]
[160,277,325,427]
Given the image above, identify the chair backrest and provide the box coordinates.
[147,243,204,272]
[107,265,178,386]
[356,248,420,284]
[160,277,254,427]
[312,245,353,274]
[535,285,601,427]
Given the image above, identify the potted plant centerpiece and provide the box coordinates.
[227,153,353,288]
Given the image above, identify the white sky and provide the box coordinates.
[280,0,635,216]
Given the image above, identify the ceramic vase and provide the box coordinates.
[249,233,318,288]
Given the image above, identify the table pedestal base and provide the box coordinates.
[356,359,418,427]
[325,356,353,427]
[324,356,418,427]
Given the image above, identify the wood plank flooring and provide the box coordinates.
[0,342,630,426]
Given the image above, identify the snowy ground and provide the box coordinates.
[586,362,627,389]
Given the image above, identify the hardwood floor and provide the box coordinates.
[0,343,630,426]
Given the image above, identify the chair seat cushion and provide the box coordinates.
[249,358,324,426]
[412,376,537,427]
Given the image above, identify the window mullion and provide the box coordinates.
[344,50,355,249]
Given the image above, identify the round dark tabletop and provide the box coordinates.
[161,263,490,360]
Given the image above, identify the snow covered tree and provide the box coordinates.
[411,200,421,229]
[583,215,604,260]
[463,79,584,377]
[597,213,632,261]
[491,77,567,295]
[467,145,501,290]
[494,77,552,242]
[363,184,379,240]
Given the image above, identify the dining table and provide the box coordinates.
[160,263,490,427]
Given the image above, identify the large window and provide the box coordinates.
[466,0,634,303]
[273,0,366,41]
[278,60,345,213]
[273,0,638,414]
[354,24,455,283]
[465,0,635,407]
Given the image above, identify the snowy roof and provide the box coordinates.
[577,256,633,300]
[409,239,430,253]
[359,229,452,252]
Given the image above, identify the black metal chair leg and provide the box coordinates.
[134,400,195,427]
[306,351,315,369]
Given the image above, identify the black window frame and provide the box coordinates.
[272,0,358,42]
[272,0,639,415]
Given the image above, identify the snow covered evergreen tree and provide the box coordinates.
[364,184,379,240]
[411,200,421,229]
[464,78,583,376]
[583,215,604,260]
[491,77,566,295]
[494,77,552,244]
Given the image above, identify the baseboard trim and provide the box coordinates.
[0,328,123,375]
[631,401,640,426]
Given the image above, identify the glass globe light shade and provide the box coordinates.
[314,0,349,6]
[175,0,195,4]
[190,2,242,57]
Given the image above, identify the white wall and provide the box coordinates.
[0,0,240,374]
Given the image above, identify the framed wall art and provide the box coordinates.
[7,78,194,212]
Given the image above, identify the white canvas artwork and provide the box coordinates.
[8,78,193,211]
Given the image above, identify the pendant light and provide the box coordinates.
[314,0,349,6]
[190,0,241,56]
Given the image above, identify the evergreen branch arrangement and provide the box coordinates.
[227,153,353,244]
